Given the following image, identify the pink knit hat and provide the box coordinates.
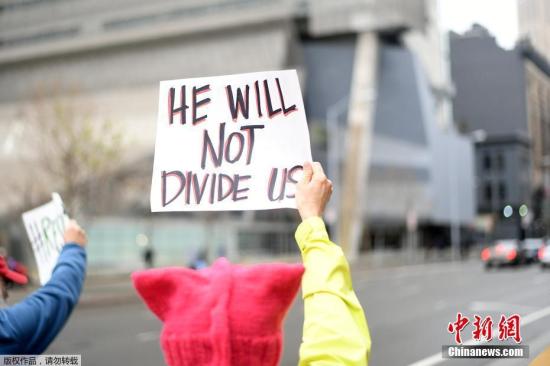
[132,258,304,366]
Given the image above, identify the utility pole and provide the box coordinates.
[448,131,461,261]
[325,96,348,240]
[338,32,379,261]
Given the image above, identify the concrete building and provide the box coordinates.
[0,0,475,271]
[521,43,550,190]
[450,24,550,238]
[303,0,474,253]
[518,0,550,59]
[1,0,302,269]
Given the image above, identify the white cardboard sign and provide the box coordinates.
[150,70,312,211]
[21,193,66,285]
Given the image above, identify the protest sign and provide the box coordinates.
[21,193,67,285]
[150,70,312,211]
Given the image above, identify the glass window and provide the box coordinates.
[499,182,507,201]
[484,183,492,203]
[497,153,505,171]
[483,153,491,171]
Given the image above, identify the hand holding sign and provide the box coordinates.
[296,162,334,220]
[151,70,312,211]
[22,193,68,285]
[64,220,87,248]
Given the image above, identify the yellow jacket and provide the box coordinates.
[295,217,371,366]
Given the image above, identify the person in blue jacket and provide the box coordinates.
[0,220,87,354]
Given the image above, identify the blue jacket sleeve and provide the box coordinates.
[0,244,87,355]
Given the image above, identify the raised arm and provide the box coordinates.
[0,220,87,355]
[296,162,371,366]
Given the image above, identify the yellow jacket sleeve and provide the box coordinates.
[296,217,371,366]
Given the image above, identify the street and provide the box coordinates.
[2,1,549,365]
[47,259,550,366]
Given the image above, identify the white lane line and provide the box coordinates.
[433,300,448,312]
[485,328,550,366]
[136,331,160,342]
[522,305,550,325]
[469,301,538,314]
[356,263,466,285]
[407,352,446,366]
[395,284,422,298]
[354,260,470,277]
[408,304,550,366]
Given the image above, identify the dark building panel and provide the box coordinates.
[302,35,356,122]
[450,29,529,138]
[374,44,428,146]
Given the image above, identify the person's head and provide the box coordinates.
[132,258,304,366]
[0,256,28,302]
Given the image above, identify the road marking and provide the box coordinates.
[469,301,538,314]
[356,262,467,285]
[522,305,550,325]
[355,260,467,276]
[408,304,550,366]
[485,328,550,366]
[136,331,159,342]
[397,284,421,298]
[433,300,448,311]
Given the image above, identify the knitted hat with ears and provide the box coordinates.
[132,258,304,366]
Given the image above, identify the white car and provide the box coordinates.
[524,238,545,263]
[539,242,550,269]
[481,239,523,268]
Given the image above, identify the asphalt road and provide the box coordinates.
[47,260,550,366]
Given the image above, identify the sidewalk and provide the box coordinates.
[351,247,476,272]
[6,248,475,309]
[8,273,138,309]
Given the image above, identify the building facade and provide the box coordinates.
[0,0,475,270]
[450,24,550,238]
[518,0,550,59]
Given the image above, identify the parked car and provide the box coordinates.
[6,256,28,287]
[539,242,550,269]
[481,239,524,268]
[523,238,545,263]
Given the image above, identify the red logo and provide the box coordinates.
[498,314,522,343]
[448,313,521,344]
[472,315,493,342]
[448,312,470,344]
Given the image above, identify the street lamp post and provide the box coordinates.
[449,129,487,261]
[448,132,460,261]
[325,97,349,238]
